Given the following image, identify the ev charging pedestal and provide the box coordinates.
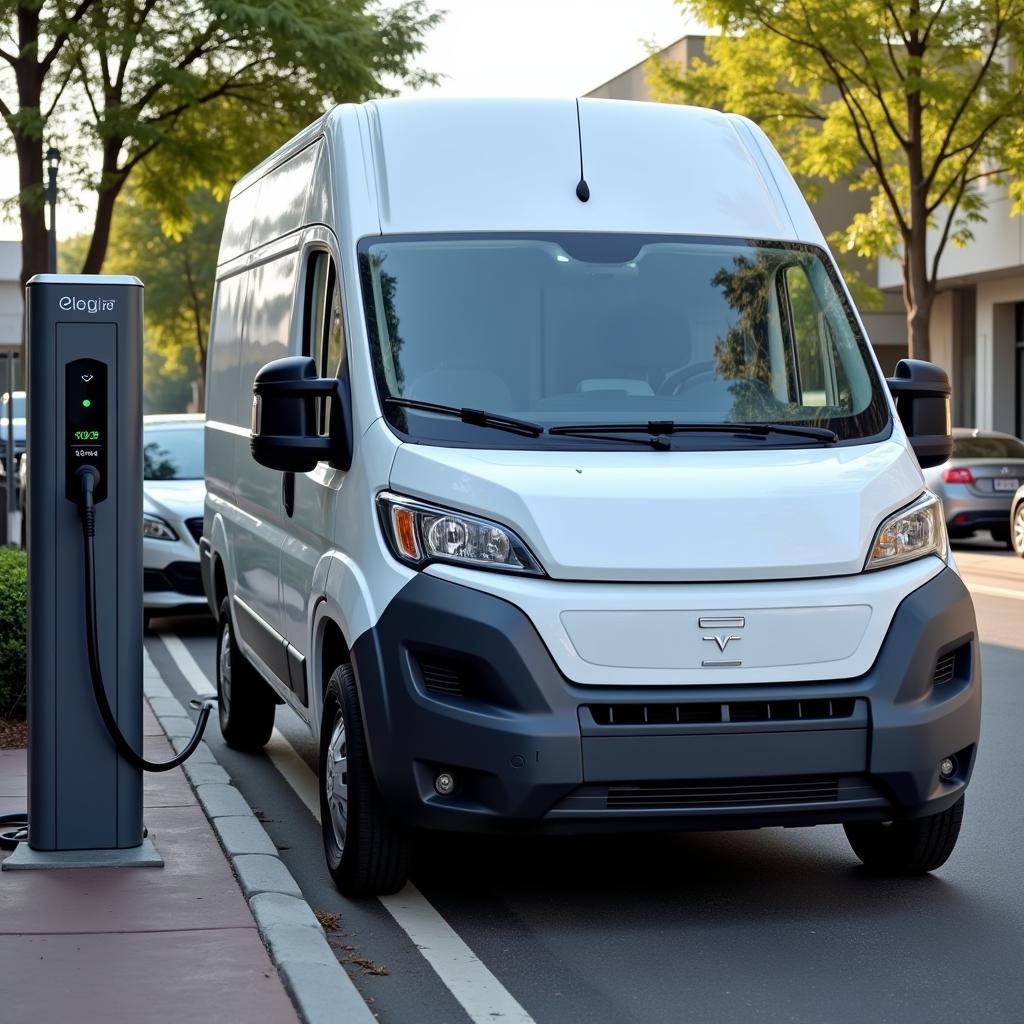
[4,274,162,871]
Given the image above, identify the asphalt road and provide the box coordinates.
[147,541,1024,1024]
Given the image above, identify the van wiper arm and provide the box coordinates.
[547,420,838,443]
[384,397,544,438]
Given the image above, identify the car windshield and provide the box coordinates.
[359,234,889,449]
[143,425,204,480]
[1,394,25,419]
[952,435,1024,459]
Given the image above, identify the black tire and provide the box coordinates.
[319,663,411,897]
[844,796,965,875]
[1012,504,1024,557]
[216,596,275,751]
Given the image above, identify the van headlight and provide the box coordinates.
[865,492,947,570]
[377,492,543,575]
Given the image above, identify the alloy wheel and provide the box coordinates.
[1014,506,1024,554]
[218,625,232,717]
[325,714,348,850]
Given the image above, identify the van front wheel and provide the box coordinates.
[320,664,411,897]
[844,796,964,875]
[216,597,275,751]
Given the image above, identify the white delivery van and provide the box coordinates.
[202,98,980,897]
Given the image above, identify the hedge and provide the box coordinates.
[0,547,28,720]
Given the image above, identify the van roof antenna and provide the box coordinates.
[575,99,590,203]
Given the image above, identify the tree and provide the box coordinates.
[650,1,1024,360]
[60,186,222,411]
[0,0,440,289]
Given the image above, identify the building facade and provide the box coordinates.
[0,241,22,358]
[588,36,1022,434]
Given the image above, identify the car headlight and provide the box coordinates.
[143,513,178,541]
[377,492,543,575]
[865,492,947,570]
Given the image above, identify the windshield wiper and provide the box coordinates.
[384,397,544,438]
[547,420,839,444]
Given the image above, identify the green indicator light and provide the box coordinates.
[82,399,91,408]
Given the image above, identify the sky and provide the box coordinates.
[0,0,699,242]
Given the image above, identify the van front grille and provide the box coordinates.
[607,775,841,810]
[586,698,856,728]
[933,653,956,685]
[417,657,469,697]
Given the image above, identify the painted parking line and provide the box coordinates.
[157,631,537,1024]
[965,582,1024,602]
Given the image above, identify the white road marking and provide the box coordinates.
[379,887,536,1023]
[159,632,321,817]
[966,583,1024,602]
[157,631,535,1024]
[160,632,216,696]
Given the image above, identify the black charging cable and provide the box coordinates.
[75,464,216,772]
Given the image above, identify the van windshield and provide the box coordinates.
[358,234,890,449]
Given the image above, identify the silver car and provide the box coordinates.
[143,414,209,625]
[923,428,1024,549]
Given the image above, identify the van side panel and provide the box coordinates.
[204,270,249,502]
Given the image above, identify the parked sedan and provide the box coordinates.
[923,428,1024,548]
[143,414,209,625]
[1012,485,1024,557]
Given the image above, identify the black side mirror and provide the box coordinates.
[886,358,952,469]
[250,356,352,473]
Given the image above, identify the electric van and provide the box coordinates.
[201,98,980,897]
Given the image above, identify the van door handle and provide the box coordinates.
[282,471,295,517]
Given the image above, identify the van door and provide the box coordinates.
[279,245,349,705]
[230,252,298,686]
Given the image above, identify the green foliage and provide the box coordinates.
[63,185,222,410]
[0,547,28,721]
[2,0,441,273]
[651,1,1024,356]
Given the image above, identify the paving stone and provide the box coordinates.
[142,677,173,699]
[262,924,337,969]
[170,737,216,762]
[232,855,303,899]
[213,815,277,857]
[276,960,377,1024]
[160,715,198,739]
[196,783,252,819]
[250,892,323,932]
[182,760,230,786]
[147,696,188,719]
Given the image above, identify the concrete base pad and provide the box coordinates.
[2,836,163,870]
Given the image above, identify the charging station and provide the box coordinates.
[6,274,156,868]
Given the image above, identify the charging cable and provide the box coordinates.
[75,464,216,772]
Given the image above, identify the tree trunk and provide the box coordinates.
[902,232,934,363]
[16,133,49,290]
[81,146,127,274]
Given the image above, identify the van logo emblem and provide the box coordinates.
[704,633,740,652]
[698,616,745,667]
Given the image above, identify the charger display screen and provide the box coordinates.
[65,358,108,501]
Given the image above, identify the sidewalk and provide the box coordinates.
[0,704,299,1023]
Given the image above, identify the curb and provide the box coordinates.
[142,650,375,1024]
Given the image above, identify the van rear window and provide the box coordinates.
[358,233,891,450]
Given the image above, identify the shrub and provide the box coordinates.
[0,547,28,720]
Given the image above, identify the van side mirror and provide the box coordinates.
[250,356,352,473]
[886,359,952,469]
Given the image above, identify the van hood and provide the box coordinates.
[389,439,925,582]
